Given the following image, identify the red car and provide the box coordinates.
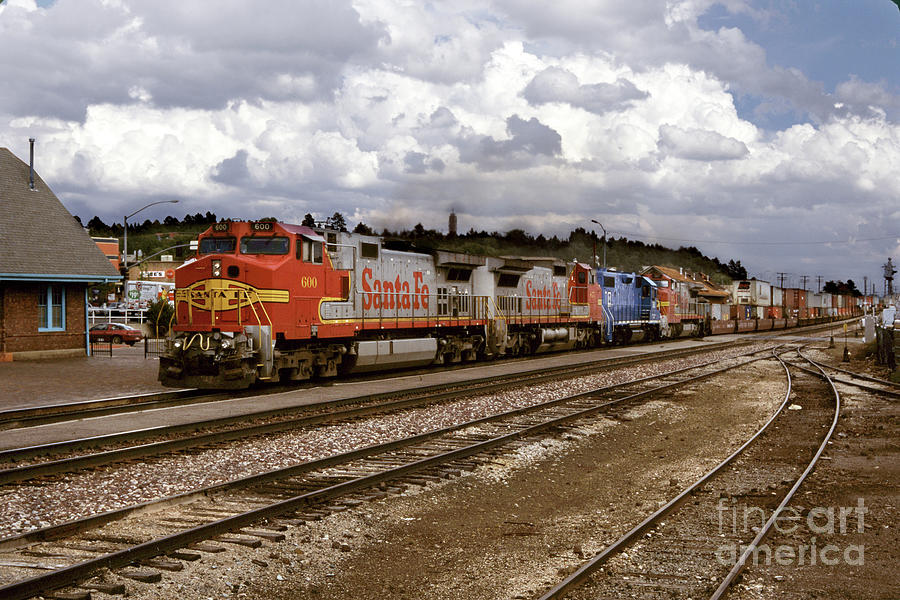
[89,323,143,346]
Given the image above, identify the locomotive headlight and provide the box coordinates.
[173,339,183,349]
[212,260,222,277]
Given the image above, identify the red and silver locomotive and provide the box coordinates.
[159,221,602,388]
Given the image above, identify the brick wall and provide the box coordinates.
[0,282,87,354]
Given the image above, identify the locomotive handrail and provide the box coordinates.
[242,289,272,329]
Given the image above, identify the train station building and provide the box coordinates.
[0,146,120,360]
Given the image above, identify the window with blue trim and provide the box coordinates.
[38,285,66,331]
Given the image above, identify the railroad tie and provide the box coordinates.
[44,591,91,600]
[212,536,263,548]
[167,550,202,561]
[78,582,127,595]
[187,543,227,553]
[242,529,286,542]
[139,558,184,571]
[118,569,162,583]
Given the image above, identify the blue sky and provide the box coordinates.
[1,0,898,288]
[702,1,900,130]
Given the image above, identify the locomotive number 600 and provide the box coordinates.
[301,276,318,288]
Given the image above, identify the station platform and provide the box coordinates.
[0,344,163,412]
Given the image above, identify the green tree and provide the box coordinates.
[353,221,374,235]
[329,212,348,232]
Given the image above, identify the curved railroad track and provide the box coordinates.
[0,344,782,600]
[537,345,841,600]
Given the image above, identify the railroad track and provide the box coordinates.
[537,345,841,600]
[799,350,900,397]
[0,318,849,433]
[0,339,767,481]
[0,344,781,599]
[0,340,743,436]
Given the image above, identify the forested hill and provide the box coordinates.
[80,212,748,285]
[379,225,745,285]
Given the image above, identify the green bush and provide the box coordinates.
[146,298,175,337]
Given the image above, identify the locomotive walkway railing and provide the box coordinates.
[354,292,588,330]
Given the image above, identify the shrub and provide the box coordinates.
[146,298,175,337]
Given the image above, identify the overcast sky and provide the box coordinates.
[2,0,898,289]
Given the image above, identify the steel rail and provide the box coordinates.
[0,316,849,432]
[0,339,743,448]
[0,347,771,551]
[538,346,797,600]
[0,348,775,599]
[801,353,900,389]
[709,349,842,598]
[538,344,842,600]
[0,340,757,474]
[0,388,198,430]
[781,354,900,401]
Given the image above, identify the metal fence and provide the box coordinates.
[89,339,113,357]
[144,337,166,358]
[88,307,150,324]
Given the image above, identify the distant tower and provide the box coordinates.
[885,257,896,296]
[448,210,457,236]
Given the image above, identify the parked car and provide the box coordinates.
[89,323,143,346]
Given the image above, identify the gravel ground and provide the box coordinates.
[32,353,789,600]
[727,344,900,599]
[0,344,772,540]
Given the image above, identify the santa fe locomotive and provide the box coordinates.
[158,220,861,389]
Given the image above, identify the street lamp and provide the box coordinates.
[123,200,179,278]
[591,219,607,270]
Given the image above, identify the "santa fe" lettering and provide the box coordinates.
[525,280,561,310]
[362,268,430,311]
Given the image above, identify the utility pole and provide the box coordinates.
[800,275,809,291]
[816,275,823,293]
[777,272,788,318]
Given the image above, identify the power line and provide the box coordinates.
[607,230,898,247]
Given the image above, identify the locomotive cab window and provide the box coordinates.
[300,239,323,264]
[553,265,567,277]
[577,271,586,284]
[240,236,289,255]
[603,276,616,288]
[199,237,237,254]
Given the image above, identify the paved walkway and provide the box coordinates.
[0,344,165,412]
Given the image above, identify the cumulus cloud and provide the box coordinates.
[658,124,749,161]
[456,115,562,171]
[523,67,648,114]
[0,0,385,119]
[0,0,898,282]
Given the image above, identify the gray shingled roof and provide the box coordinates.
[0,147,119,281]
